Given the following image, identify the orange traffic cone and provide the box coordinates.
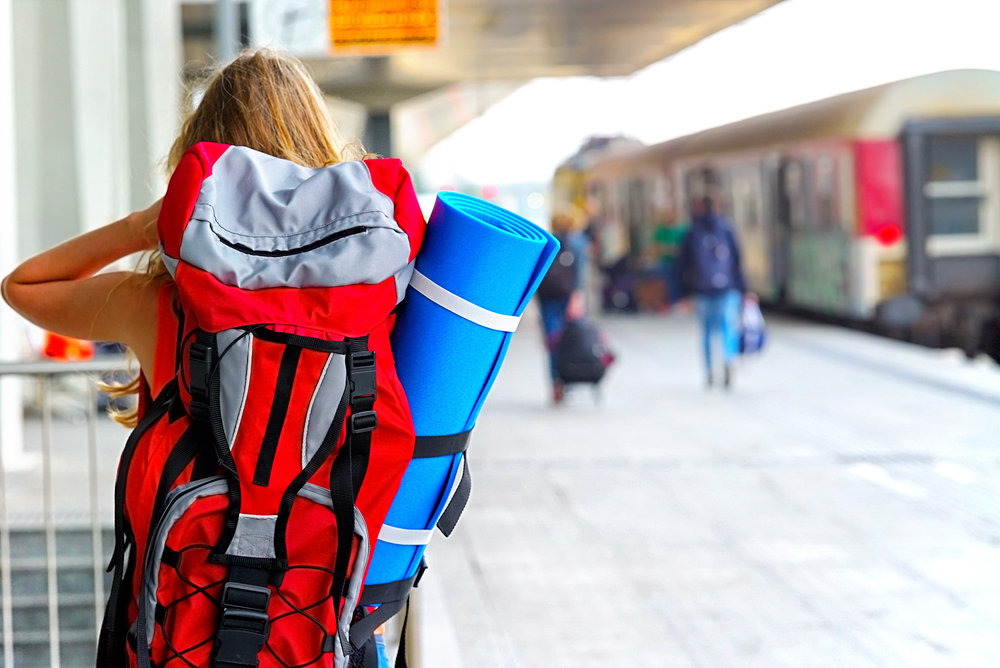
[42,332,94,361]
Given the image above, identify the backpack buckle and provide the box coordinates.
[350,410,378,434]
[347,350,377,399]
[221,581,271,611]
[212,582,271,668]
[188,339,213,421]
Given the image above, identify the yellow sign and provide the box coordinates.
[330,0,440,52]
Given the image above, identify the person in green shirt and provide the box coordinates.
[651,220,687,305]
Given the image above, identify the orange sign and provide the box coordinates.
[330,0,440,52]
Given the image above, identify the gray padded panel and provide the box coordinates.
[142,476,229,644]
[293,484,370,668]
[179,147,411,289]
[216,329,253,449]
[160,250,179,279]
[225,513,278,559]
[394,259,416,304]
[301,354,347,468]
[334,507,370,668]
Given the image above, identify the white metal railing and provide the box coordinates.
[0,357,127,668]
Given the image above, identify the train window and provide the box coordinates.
[928,198,981,235]
[927,137,978,182]
[924,135,1000,255]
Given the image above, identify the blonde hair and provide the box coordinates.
[107,48,368,427]
[167,48,368,173]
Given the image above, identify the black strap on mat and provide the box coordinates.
[351,561,426,650]
[412,430,471,459]
[436,455,471,537]
[357,565,423,608]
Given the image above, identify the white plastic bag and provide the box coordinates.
[739,300,766,355]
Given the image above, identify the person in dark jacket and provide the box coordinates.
[677,193,751,389]
[537,209,590,404]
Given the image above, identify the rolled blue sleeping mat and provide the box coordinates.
[358,192,558,623]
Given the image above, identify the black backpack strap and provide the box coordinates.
[346,336,376,493]
[187,330,215,422]
[394,598,411,668]
[328,337,376,648]
[98,379,177,668]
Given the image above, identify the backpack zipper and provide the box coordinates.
[216,226,367,257]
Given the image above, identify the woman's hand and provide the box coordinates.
[128,198,162,250]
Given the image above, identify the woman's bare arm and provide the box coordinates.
[0,200,164,368]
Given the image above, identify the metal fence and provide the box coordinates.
[0,358,126,668]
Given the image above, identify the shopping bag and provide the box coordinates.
[739,300,767,355]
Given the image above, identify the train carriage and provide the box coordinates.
[582,69,1000,356]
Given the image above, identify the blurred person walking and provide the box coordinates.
[536,210,590,404]
[677,193,751,389]
[651,216,687,308]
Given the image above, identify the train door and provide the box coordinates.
[903,119,1000,353]
[904,122,1000,298]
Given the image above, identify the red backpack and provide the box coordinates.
[97,142,425,668]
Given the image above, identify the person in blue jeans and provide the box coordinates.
[677,193,751,389]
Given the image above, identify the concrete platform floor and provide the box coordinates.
[4,312,1000,667]
[416,313,1000,668]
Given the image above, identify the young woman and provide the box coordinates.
[4,48,404,668]
[1,48,367,421]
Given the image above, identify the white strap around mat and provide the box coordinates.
[378,524,435,546]
[409,269,521,333]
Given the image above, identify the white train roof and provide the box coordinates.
[590,69,1000,175]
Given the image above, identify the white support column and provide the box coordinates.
[67,0,131,232]
[0,0,26,470]
[125,0,182,208]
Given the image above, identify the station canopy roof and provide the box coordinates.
[183,0,784,109]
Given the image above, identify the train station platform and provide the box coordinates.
[4,312,1000,666]
[415,312,1000,668]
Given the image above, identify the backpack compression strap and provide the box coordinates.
[329,338,377,649]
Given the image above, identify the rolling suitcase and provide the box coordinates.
[555,320,614,387]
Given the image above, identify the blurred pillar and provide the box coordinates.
[365,110,392,158]
[12,0,81,255]
[215,0,240,61]
[67,0,130,231]
[0,0,25,467]
[124,0,183,209]
[11,0,180,244]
